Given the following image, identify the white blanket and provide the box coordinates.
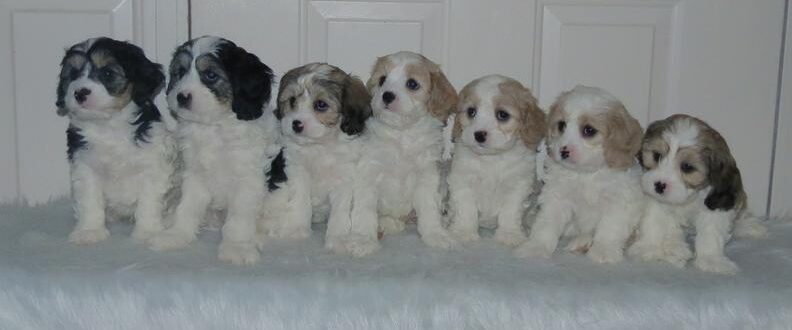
[0,199,790,330]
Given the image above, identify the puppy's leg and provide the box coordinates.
[218,183,264,266]
[378,215,405,235]
[514,197,571,259]
[693,210,738,274]
[69,164,109,244]
[628,200,691,267]
[448,185,480,243]
[325,184,353,253]
[131,169,170,241]
[414,165,458,250]
[733,211,768,239]
[148,176,209,251]
[493,183,530,246]
[266,167,312,240]
[343,163,382,257]
[587,207,635,264]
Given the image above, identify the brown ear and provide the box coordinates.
[603,104,643,169]
[451,111,464,140]
[365,57,387,92]
[427,69,458,122]
[340,75,372,135]
[516,87,546,150]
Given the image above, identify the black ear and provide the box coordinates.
[55,48,84,116]
[218,43,274,120]
[339,74,372,135]
[704,148,743,211]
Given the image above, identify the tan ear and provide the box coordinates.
[451,111,464,140]
[365,57,387,92]
[604,104,643,169]
[340,74,372,135]
[427,69,458,122]
[516,87,546,150]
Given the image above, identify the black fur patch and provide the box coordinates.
[216,41,274,121]
[132,103,162,144]
[265,149,288,192]
[66,125,86,161]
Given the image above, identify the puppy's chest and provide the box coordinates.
[180,125,266,184]
[78,124,152,175]
[293,146,355,198]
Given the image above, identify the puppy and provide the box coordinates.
[446,75,545,246]
[56,37,174,244]
[514,85,644,263]
[259,63,371,251]
[628,114,767,274]
[147,36,279,265]
[338,51,459,256]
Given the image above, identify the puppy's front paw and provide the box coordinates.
[564,234,593,254]
[421,230,459,250]
[587,244,624,264]
[627,242,665,261]
[694,256,739,275]
[661,241,693,268]
[131,225,163,242]
[378,216,406,235]
[69,228,110,244]
[513,240,554,259]
[324,235,348,254]
[147,229,194,251]
[218,241,259,266]
[450,226,480,243]
[343,234,381,257]
[494,229,527,247]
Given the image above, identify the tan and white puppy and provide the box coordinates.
[446,75,545,246]
[628,114,767,274]
[514,85,644,264]
[259,63,371,252]
[337,51,459,257]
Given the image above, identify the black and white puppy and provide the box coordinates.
[147,36,279,266]
[628,114,767,274]
[260,63,371,252]
[56,37,174,244]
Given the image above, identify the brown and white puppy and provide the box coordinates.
[446,75,545,246]
[337,51,459,257]
[258,63,371,252]
[514,85,645,264]
[628,114,767,274]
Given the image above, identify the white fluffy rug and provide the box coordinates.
[0,199,790,330]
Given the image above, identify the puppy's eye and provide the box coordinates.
[496,110,510,122]
[314,100,329,112]
[467,107,477,118]
[203,71,218,82]
[581,125,598,138]
[289,96,296,108]
[557,121,566,133]
[653,151,661,162]
[378,75,386,87]
[680,162,696,173]
[100,68,114,79]
[176,67,187,77]
[406,79,420,91]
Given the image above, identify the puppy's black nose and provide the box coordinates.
[74,88,91,104]
[474,131,487,143]
[382,91,396,105]
[560,146,570,160]
[654,181,667,194]
[292,120,304,133]
[177,92,192,109]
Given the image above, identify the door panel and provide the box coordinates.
[0,0,186,204]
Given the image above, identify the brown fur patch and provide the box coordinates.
[496,79,545,149]
[453,83,481,140]
[601,103,643,169]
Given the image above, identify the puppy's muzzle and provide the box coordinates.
[74,88,91,104]
[177,92,192,109]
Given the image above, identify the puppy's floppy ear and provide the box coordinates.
[219,42,274,120]
[504,82,545,149]
[365,56,387,92]
[55,50,81,116]
[703,133,744,211]
[427,68,458,122]
[451,110,464,141]
[339,74,372,135]
[603,104,643,169]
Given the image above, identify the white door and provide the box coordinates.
[192,0,785,215]
[0,0,186,204]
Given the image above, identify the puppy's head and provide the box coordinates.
[366,51,458,128]
[639,114,745,210]
[56,38,164,119]
[546,85,642,172]
[276,63,371,143]
[166,36,274,123]
[452,75,545,154]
